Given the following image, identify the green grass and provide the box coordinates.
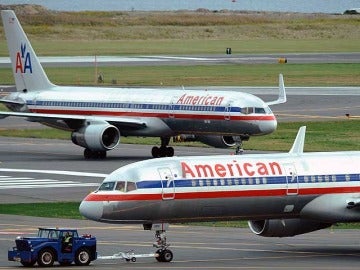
[0,203,358,229]
[0,120,359,152]
[246,120,360,152]
[0,202,82,219]
[1,39,359,56]
[0,63,359,86]
[0,9,359,55]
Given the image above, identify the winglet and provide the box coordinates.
[266,74,287,106]
[1,10,55,92]
[289,126,306,155]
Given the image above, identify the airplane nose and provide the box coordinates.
[260,119,277,134]
[79,200,103,221]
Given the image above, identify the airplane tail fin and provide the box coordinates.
[289,126,306,155]
[266,74,287,106]
[1,10,55,92]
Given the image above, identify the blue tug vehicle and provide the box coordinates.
[8,227,97,267]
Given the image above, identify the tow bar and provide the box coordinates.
[98,250,158,262]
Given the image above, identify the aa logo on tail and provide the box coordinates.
[15,43,32,74]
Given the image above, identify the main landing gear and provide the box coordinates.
[83,148,107,159]
[234,135,249,155]
[152,137,174,158]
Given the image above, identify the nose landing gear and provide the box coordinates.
[153,229,173,262]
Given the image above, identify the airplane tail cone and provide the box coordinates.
[1,10,55,92]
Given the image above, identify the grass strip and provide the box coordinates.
[0,120,358,152]
[0,202,358,229]
[0,9,359,52]
[0,202,82,219]
[0,63,359,86]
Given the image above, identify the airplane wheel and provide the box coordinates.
[161,249,173,262]
[84,149,107,159]
[155,249,163,262]
[156,249,173,262]
[152,146,160,158]
[98,151,107,159]
[159,147,167,157]
[84,148,93,159]
[166,147,174,157]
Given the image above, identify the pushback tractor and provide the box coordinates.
[8,228,97,267]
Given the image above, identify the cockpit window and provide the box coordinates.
[241,107,269,115]
[115,181,137,192]
[115,181,126,192]
[254,107,266,114]
[126,181,137,192]
[98,181,115,191]
[241,107,254,115]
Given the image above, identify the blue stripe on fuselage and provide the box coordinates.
[135,173,359,190]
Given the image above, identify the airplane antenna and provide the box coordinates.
[289,126,306,155]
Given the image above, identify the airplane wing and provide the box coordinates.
[0,111,147,129]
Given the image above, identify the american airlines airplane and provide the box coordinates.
[79,126,360,262]
[0,10,286,159]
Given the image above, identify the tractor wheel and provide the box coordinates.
[37,248,55,267]
[74,248,91,266]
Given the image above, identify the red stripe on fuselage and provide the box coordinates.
[30,109,276,121]
[84,186,360,202]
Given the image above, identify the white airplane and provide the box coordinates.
[0,10,286,159]
[79,126,360,262]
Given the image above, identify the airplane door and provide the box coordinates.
[224,102,232,120]
[169,96,179,119]
[284,163,299,195]
[158,167,175,200]
[32,94,39,112]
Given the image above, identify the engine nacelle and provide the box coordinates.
[71,123,120,151]
[196,135,236,148]
[248,219,331,237]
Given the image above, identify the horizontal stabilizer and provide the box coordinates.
[289,126,306,155]
[0,98,25,105]
[267,74,287,106]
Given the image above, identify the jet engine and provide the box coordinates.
[248,219,331,237]
[71,122,120,152]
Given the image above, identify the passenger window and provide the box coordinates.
[98,182,115,191]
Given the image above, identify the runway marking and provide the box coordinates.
[276,113,348,119]
[0,168,108,177]
[0,174,98,189]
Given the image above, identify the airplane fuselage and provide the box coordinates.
[6,86,277,137]
[80,151,360,225]
[0,10,285,158]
